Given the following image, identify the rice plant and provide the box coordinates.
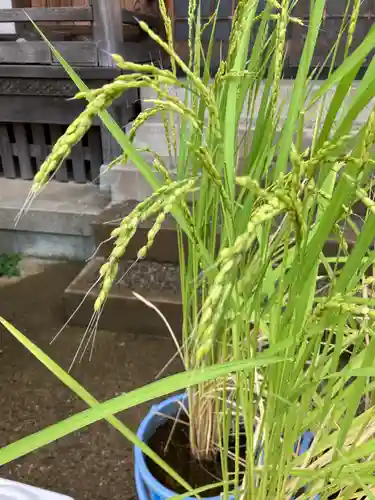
[3,0,375,497]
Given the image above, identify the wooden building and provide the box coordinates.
[0,0,163,183]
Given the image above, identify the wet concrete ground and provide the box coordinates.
[0,262,181,500]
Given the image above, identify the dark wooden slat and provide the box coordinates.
[31,124,48,169]
[215,0,236,17]
[0,95,100,125]
[293,0,370,17]
[288,19,373,69]
[174,19,232,42]
[0,65,119,79]
[87,128,103,183]
[13,124,33,180]
[173,1,212,18]
[121,8,160,29]
[11,143,91,163]
[0,124,16,179]
[173,0,239,18]
[52,42,98,67]
[118,40,161,63]
[0,42,51,64]
[50,125,68,182]
[71,141,86,183]
[0,7,93,23]
[0,41,98,66]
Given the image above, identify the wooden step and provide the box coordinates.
[63,256,182,337]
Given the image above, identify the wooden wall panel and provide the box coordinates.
[29,0,161,13]
[0,121,102,183]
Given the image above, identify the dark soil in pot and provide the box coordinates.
[146,417,245,497]
[147,416,364,499]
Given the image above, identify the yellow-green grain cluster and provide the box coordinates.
[228,0,247,60]
[137,177,197,259]
[33,81,140,193]
[304,134,353,178]
[317,297,375,321]
[158,0,175,73]
[290,145,303,195]
[270,0,288,111]
[94,178,197,312]
[361,107,375,161]
[196,198,285,361]
[136,19,221,137]
[346,0,361,55]
[187,0,197,67]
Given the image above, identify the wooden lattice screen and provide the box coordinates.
[0,124,102,183]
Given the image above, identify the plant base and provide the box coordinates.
[146,416,230,497]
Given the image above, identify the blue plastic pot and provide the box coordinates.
[134,394,223,500]
[134,393,319,500]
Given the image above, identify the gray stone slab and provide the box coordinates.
[107,79,374,203]
[0,179,110,236]
[100,157,171,203]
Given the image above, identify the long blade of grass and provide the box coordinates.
[0,317,195,494]
[0,347,284,466]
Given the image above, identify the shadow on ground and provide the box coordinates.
[0,262,182,500]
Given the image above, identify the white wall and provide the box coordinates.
[0,0,15,35]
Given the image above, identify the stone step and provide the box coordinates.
[99,152,174,203]
[92,199,364,272]
[124,121,179,162]
[99,81,371,204]
[63,230,363,337]
[92,201,180,264]
[63,256,182,337]
[122,118,268,160]
[0,178,110,260]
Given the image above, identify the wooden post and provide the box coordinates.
[91,0,124,163]
[91,0,123,67]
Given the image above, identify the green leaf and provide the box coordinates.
[0,317,195,494]
[0,332,283,466]
[308,23,375,108]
